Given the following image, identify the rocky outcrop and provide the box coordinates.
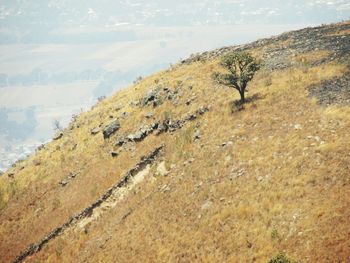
[13,146,164,263]
[103,120,120,139]
[141,86,183,107]
[115,106,209,147]
[142,89,161,107]
[127,123,159,142]
[156,106,209,134]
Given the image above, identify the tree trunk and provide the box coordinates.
[239,90,245,103]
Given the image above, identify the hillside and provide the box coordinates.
[0,21,350,263]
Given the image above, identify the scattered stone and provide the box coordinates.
[195,182,203,188]
[145,112,153,118]
[130,100,139,107]
[59,172,78,187]
[188,158,195,163]
[53,132,63,140]
[294,124,302,130]
[70,143,77,151]
[230,168,246,180]
[59,180,68,187]
[156,161,169,176]
[110,151,119,157]
[8,172,14,178]
[103,120,120,139]
[193,129,201,141]
[257,176,264,181]
[160,184,171,192]
[116,136,126,146]
[197,106,209,115]
[115,104,123,111]
[91,127,100,135]
[201,200,213,210]
[33,159,41,166]
[120,112,129,118]
[225,155,232,163]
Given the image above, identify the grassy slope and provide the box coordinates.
[0,22,349,262]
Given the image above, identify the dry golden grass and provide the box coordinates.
[292,50,332,65]
[327,28,350,36]
[1,26,350,263]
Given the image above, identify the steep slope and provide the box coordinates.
[0,21,350,263]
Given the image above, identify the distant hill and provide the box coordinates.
[0,21,349,263]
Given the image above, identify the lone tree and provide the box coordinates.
[213,51,260,104]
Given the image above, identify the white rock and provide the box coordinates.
[294,124,302,130]
[156,161,169,176]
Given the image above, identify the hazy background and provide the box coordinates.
[0,0,349,171]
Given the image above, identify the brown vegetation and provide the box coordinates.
[0,21,350,263]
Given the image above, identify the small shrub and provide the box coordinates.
[268,253,294,263]
[271,228,279,240]
[133,76,143,84]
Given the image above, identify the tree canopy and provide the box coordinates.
[213,51,260,103]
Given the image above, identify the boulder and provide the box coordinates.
[103,120,120,139]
